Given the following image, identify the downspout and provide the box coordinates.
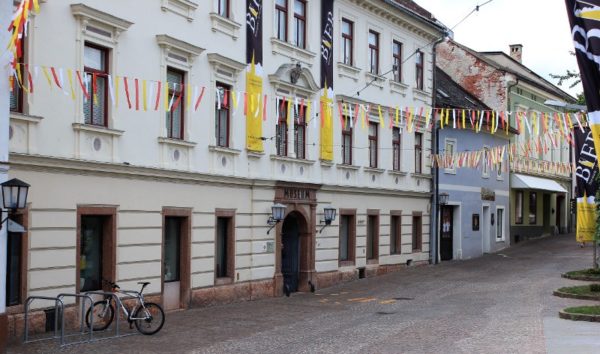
[506,77,519,244]
[430,34,447,265]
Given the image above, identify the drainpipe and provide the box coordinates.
[430,34,447,265]
[506,77,518,245]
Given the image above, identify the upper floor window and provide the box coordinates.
[294,103,306,159]
[393,40,402,82]
[414,132,423,174]
[217,0,229,18]
[166,68,185,139]
[482,147,490,177]
[83,43,109,126]
[276,100,288,156]
[369,122,378,168]
[276,0,288,41]
[368,30,379,74]
[415,50,424,90]
[215,82,230,147]
[293,0,306,49]
[392,127,401,171]
[342,19,353,66]
[444,139,456,174]
[342,119,353,165]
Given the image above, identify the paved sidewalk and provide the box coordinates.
[9,234,600,353]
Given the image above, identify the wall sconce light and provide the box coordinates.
[0,178,30,230]
[267,203,286,234]
[319,206,337,233]
[438,192,449,206]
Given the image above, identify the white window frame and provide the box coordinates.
[482,146,490,178]
[496,156,504,180]
[496,206,505,242]
[444,138,456,175]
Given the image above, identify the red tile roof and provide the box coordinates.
[391,0,434,20]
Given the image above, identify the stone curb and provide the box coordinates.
[561,273,600,281]
[553,290,600,301]
[559,310,600,322]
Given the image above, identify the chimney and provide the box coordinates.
[509,44,523,63]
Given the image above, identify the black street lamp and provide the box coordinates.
[319,207,337,233]
[267,203,287,234]
[0,178,30,230]
[439,192,449,206]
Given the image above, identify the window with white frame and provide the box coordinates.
[496,207,505,241]
[497,157,503,180]
[293,0,306,49]
[444,138,456,174]
[275,0,288,42]
[482,146,490,178]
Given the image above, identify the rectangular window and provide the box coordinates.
[217,0,229,18]
[164,217,182,282]
[515,191,523,224]
[444,139,456,173]
[390,213,401,255]
[412,214,422,251]
[369,122,378,168]
[166,68,185,139]
[368,30,379,74]
[10,38,25,113]
[529,192,537,224]
[367,213,379,261]
[293,0,306,49]
[415,50,424,90]
[83,43,109,126]
[339,210,356,265]
[6,232,22,306]
[215,82,230,147]
[497,159,503,179]
[414,132,423,174]
[393,127,401,171]
[342,19,353,66]
[342,118,353,165]
[276,0,288,41]
[79,213,115,292]
[497,208,504,241]
[216,214,235,279]
[294,103,306,159]
[482,147,490,177]
[276,99,288,156]
[393,40,402,82]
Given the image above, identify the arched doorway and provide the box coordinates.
[281,213,301,294]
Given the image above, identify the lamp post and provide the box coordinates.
[319,206,337,233]
[267,203,287,234]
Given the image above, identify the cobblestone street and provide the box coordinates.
[9,234,600,353]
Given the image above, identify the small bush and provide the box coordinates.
[584,268,600,275]
[591,284,600,292]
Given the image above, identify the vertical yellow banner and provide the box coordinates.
[320,86,333,160]
[245,62,263,152]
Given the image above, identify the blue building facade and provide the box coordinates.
[436,68,512,260]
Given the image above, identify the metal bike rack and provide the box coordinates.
[84,290,138,341]
[24,296,65,345]
[56,293,94,346]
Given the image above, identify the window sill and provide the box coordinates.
[388,170,408,176]
[320,159,334,168]
[338,260,355,268]
[336,163,360,171]
[215,277,233,286]
[366,259,379,265]
[364,167,385,174]
[390,80,409,96]
[412,173,432,179]
[209,13,241,40]
[270,154,316,165]
[158,137,197,148]
[209,145,241,155]
[337,62,361,81]
[72,123,123,136]
[412,249,422,253]
[365,72,385,89]
[160,0,198,22]
[10,111,43,123]
[270,38,317,66]
[412,87,431,103]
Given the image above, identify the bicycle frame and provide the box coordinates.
[99,284,152,322]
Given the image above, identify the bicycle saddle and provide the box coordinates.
[138,281,150,286]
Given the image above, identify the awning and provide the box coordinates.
[510,174,568,193]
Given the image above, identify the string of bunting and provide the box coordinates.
[6,0,39,70]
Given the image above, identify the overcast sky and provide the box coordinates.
[415,0,581,98]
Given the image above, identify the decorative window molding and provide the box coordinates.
[9,112,43,155]
[209,13,242,40]
[364,167,385,174]
[390,80,409,97]
[337,62,361,82]
[72,123,123,162]
[157,137,197,170]
[72,123,123,137]
[209,145,241,156]
[270,154,316,166]
[336,163,360,171]
[71,3,133,46]
[156,34,204,70]
[444,138,457,175]
[387,170,408,176]
[207,53,245,85]
[412,87,430,104]
[158,137,197,148]
[365,72,385,89]
[268,64,320,97]
[160,0,198,22]
[270,38,317,67]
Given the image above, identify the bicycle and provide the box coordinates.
[85,280,165,335]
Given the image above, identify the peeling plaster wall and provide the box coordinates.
[436,41,509,111]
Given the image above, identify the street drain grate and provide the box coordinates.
[393,297,414,300]
[376,311,397,315]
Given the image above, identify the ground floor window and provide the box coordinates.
[215,210,235,281]
[78,207,116,293]
[339,210,356,265]
[412,213,422,251]
[6,232,22,306]
[497,208,505,241]
[390,212,402,255]
[529,192,537,224]
[164,217,183,282]
[366,212,379,261]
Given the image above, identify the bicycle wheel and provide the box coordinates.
[133,302,165,335]
[86,300,115,331]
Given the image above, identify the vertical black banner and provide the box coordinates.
[575,127,599,198]
[320,0,334,91]
[246,0,263,66]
